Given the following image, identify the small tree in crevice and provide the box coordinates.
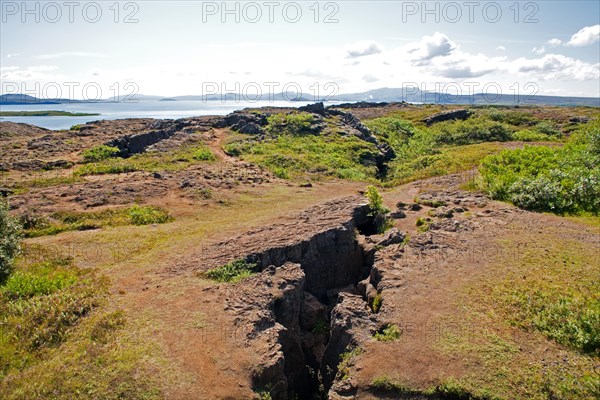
[365,186,392,233]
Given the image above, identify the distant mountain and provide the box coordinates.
[0,94,63,105]
[2,90,598,107]
[0,93,108,105]
[328,87,600,106]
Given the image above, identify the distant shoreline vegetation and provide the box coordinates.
[0,111,100,117]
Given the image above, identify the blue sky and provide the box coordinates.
[1,1,599,98]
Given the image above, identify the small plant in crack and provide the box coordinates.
[374,324,402,342]
[365,186,392,233]
[416,217,431,232]
[338,347,363,381]
[313,319,330,335]
[201,259,258,283]
[372,293,383,313]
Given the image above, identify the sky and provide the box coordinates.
[1,0,599,99]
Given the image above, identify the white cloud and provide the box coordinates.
[36,52,105,60]
[6,53,21,59]
[345,41,383,58]
[405,32,457,63]
[532,46,546,55]
[0,65,62,81]
[512,54,600,81]
[566,24,600,47]
[496,46,506,51]
[362,74,379,83]
[547,38,562,47]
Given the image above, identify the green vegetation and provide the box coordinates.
[416,216,431,232]
[370,376,493,399]
[75,144,217,176]
[225,130,380,181]
[374,323,402,342]
[0,251,106,368]
[494,235,599,355]
[202,259,258,283]
[82,145,121,163]
[338,347,363,380]
[479,119,600,215]
[0,111,99,117]
[266,112,316,136]
[365,185,392,233]
[0,245,162,399]
[20,205,173,238]
[0,199,21,283]
[192,145,216,161]
[364,112,520,186]
[372,293,383,313]
[127,205,173,225]
[440,231,600,399]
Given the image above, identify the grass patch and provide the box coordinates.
[438,231,600,399]
[370,376,498,399]
[21,205,173,238]
[224,115,380,181]
[127,205,173,226]
[74,144,216,176]
[201,259,258,283]
[0,244,164,399]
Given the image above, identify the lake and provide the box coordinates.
[0,100,337,130]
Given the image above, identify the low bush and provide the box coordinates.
[479,120,600,215]
[202,259,258,283]
[82,145,121,163]
[0,199,21,283]
[374,324,402,341]
[192,146,216,161]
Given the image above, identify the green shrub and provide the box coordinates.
[488,110,535,126]
[364,117,417,149]
[127,205,172,225]
[534,121,561,136]
[192,146,216,161]
[372,293,383,313]
[0,199,21,283]
[431,118,512,146]
[479,122,600,215]
[511,129,554,142]
[374,324,402,341]
[82,145,120,163]
[203,259,258,283]
[366,186,391,233]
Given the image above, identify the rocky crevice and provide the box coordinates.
[226,204,383,399]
